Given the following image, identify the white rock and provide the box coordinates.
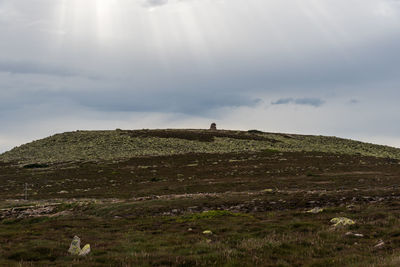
[374,240,385,248]
[79,244,91,256]
[68,236,81,255]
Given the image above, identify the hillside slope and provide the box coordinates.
[2,130,400,266]
[1,129,400,164]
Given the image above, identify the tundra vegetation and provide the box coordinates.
[1,129,400,266]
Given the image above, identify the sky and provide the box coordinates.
[1,0,400,152]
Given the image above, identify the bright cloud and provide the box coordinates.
[0,0,400,152]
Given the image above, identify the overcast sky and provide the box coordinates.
[1,0,400,152]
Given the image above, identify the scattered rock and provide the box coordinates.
[79,244,91,256]
[49,210,72,217]
[262,189,274,193]
[306,207,324,214]
[68,236,91,256]
[330,217,355,227]
[68,236,81,255]
[374,240,385,249]
[188,206,199,211]
[0,205,56,219]
[345,232,364,237]
[171,209,179,214]
[346,204,356,210]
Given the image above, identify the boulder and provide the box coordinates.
[79,244,91,256]
[203,230,213,235]
[68,236,81,255]
[68,236,91,256]
[330,217,355,227]
[306,207,324,214]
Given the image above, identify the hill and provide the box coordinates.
[1,129,400,164]
[2,129,400,266]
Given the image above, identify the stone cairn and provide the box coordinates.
[210,123,217,130]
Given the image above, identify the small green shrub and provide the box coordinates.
[248,130,264,134]
[23,163,49,169]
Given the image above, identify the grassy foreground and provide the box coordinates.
[1,130,400,266]
[3,202,400,267]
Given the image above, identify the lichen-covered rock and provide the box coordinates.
[330,217,355,227]
[203,230,213,235]
[306,207,324,214]
[68,236,91,256]
[68,236,81,255]
[262,189,274,193]
[79,244,91,256]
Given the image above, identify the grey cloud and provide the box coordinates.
[0,60,77,77]
[295,98,325,107]
[271,98,293,105]
[8,89,260,115]
[272,98,325,107]
[143,0,168,7]
[88,93,260,115]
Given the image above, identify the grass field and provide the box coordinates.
[1,130,400,266]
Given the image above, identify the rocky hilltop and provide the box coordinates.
[1,129,399,164]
